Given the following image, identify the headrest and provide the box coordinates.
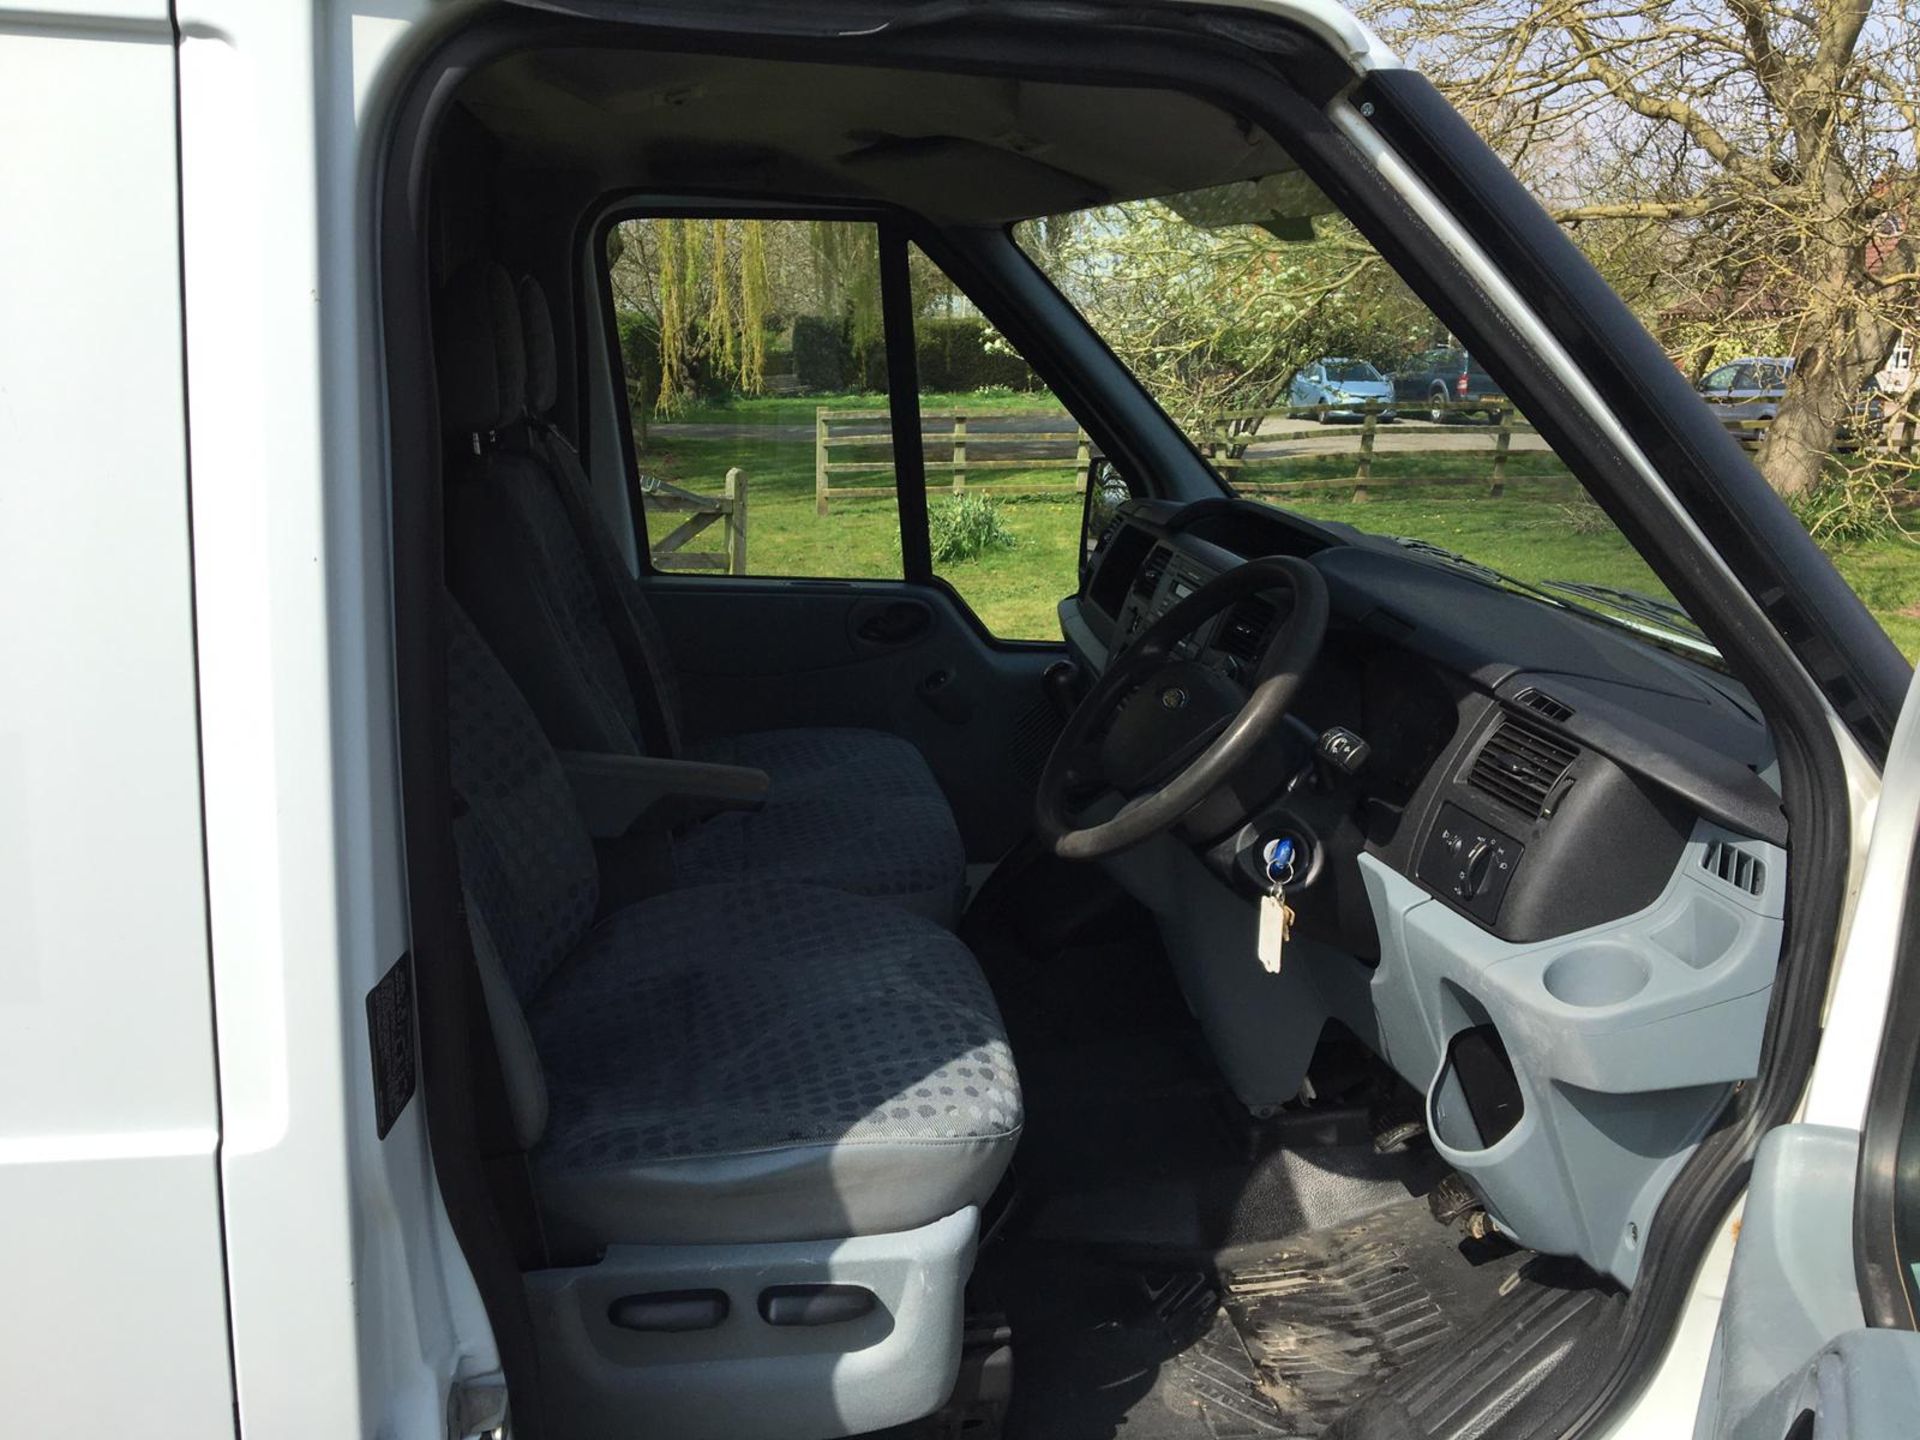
[436,261,525,437]
[517,276,558,419]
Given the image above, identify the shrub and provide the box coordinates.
[1556,495,1612,535]
[930,492,1018,564]
[916,318,1039,393]
[616,310,663,426]
[792,315,851,392]
[1788,466,1916,547]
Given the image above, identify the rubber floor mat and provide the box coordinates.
[1165,1201,1532,1437]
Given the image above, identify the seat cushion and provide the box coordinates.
[527,882,1021,1249]
[677,728,966,924]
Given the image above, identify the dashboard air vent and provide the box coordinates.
[1468,717,1578,820]
[1513,687,1574,722]
[1701,839,1766,896]
[1217,597,1277,665]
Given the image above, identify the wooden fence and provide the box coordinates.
[1204,400,1535,499]
[815,407,1091,516]
[644,467,748,574]
[1700,400,1920,456]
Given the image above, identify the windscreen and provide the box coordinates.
[1014,183,1715,658]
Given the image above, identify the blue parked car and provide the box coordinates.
[1287,357,1398,421]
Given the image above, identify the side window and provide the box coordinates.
[603,216,901,579]
[1700,364,1739,393]
[906,243,1086,641]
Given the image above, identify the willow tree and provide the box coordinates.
[810,220,885,379]
[608,216,774,414]
[1376,0,1920,499]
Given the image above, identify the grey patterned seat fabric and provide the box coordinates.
[441,262,965,922]
[674,728,963,902]
[531,883,1020,1248]
[446,598,1021,1247]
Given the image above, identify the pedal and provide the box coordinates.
[1371,1098,1428,1155]
[1427,1172,1481,1228]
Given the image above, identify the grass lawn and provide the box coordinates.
[634,393,1920,658]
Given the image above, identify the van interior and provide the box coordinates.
[398,15,1795,1440]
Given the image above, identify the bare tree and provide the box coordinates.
[1377,0,1920,497]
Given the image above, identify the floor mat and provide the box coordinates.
[937,872,1605,1440]
[1190,1204,1531,1436]
[984,1199,1537,1440]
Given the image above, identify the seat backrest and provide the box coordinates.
[438,260,679,759]
[515,274,685,749]
[444,596,599,1006]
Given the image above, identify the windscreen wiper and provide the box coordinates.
[1390,536,1529,592]
[1537,580,1708,641]
[1389,537,1723,660]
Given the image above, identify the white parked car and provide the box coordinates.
[7,3,1918,1440]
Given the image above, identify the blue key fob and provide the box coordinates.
[1262,836,1296,883]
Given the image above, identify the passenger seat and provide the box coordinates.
[439,261,967,923]
[444,596,1021,1439]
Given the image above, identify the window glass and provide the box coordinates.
[1015,197,1711,658]
[604,217,901,578]
[1701,365,1739,392]
[908,244,1084,640]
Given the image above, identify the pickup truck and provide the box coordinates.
[1390,347,1505,421]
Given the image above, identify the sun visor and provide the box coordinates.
[1162,171,1335,242]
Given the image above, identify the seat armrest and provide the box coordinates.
[558,751,770,839]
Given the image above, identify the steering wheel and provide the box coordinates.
[1037,556,1329,861]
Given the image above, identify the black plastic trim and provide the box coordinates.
[1856,819,1920,1330]
[607,1289,730,1333]
[758,1283,878,1327]
[584,208,658,575]
[880,222,933,583]
[373,9,551,1431]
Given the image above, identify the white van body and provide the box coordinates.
[4,4,490,1435]
[3,3,1914,1438]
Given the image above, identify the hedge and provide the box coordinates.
[621,309,1045,400]
[914,317,1039,393]
[790,313,1042,395]
[792,315,851,392]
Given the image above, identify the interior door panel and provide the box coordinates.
[642,577,1065,857]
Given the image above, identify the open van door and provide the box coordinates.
[1691,666,1920,1439]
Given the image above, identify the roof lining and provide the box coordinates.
[454,45,1297,224]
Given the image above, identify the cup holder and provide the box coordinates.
[1542,945,1651,1008]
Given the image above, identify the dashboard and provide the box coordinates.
[1066,495,1792,1289]
[1069,497,1787,946]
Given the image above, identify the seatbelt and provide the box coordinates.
[530,422,683,758]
